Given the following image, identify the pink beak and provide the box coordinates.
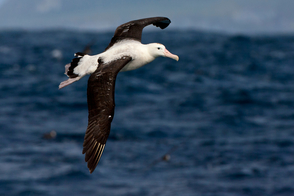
[164,48,179,61]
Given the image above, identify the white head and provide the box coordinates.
[147,43,179,61]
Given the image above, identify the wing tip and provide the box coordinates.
[83,143,106,174]
[152,17,171,29]
[89,168,95,174]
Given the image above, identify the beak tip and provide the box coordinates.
[164,48,179,61]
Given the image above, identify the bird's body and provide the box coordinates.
[59,17,178,173]
[73,40,156,76]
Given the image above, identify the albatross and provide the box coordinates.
[59,17,179,173]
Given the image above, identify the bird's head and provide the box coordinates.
[147,43,179,61]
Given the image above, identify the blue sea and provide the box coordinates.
[0,30,293,196]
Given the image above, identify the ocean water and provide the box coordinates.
[0,30,293,196]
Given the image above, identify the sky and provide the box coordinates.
[0,0,293,34]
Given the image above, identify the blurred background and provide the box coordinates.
[0,0,293,196]
[0,0,293,34]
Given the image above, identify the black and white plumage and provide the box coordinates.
[59,17,179,173]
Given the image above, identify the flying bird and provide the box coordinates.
[59,17,179,173]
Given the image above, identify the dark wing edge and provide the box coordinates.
[105,17,171,50]
[83,56,132,173]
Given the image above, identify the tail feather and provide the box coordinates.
[60,52,96,89]
[75,52,86,57]
[64,52,86,78]
[67,58,80,78]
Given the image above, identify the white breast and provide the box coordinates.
[73,40,155,77]
[101,40,155,72]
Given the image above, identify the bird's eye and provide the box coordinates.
[157,47,161,50]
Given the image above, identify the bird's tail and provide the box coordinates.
[65,52,85,78]
[58,52,85,89]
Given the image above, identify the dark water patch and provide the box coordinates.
[0,29,293,196]
[53,133,85,143]
[272,187,294,196]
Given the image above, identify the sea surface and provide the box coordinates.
[0,29,293,196]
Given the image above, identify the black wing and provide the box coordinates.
[105,17,171,50]
[83,56,132,173]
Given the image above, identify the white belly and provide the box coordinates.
[101,40,155,72]
[73,40,155,77]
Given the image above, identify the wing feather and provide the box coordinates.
[105,17,171,50]
[83,56,132,173]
